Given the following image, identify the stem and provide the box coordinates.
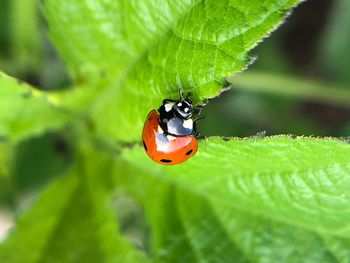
[227,71,350,107]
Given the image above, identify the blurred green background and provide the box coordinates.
[203,0,350,138]
[0,0,349,243]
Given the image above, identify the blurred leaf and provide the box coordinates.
[118,137,350,262]
[322,236,350,262]
[0,142,14,206]
[13,134,70,191]
[45,0,303,142]
[320,0,350,84]
[228,71,350,107]
[9,0,42,73]
[0,145,148,263]
[0,172,79,263]
[0,1,10,58]
[0,72,73,142]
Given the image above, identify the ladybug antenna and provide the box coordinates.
[179,86,185,100]
[186,92,192,100]
[194,105,203,115]
[176,75,185,100]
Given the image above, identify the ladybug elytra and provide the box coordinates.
[142,93,202,165]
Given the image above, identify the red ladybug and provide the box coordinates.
[142,95,201,165]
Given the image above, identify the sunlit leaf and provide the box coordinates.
[118,136,350,262]
[45,0,303,142]
[0,142,14,206]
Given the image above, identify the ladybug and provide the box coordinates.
[142,92,202,165]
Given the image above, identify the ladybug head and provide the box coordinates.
[173,99,193,119]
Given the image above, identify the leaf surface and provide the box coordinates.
[121,137,350,235]
[0,142,14,205]
[118,136,350,262]
[45,0,303,142]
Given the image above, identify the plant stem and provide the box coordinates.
[228,71,350,107]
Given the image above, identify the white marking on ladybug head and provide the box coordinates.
[184,107,189,113]
[165,102,174,112]
[183,119,193,129]
[177,102,182,107]
[157,125,164,134]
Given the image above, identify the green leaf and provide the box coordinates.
[0,141,14,206]
[0,145,148,263]
[13,134,70,191]
[321,236,350,262]
[118,137,350,262]
[9,0,42,72]
[122,136,350,234]
[0,170,79,262]
[0,134,71,208]
[45,0,303,142]
[0,72,73,142]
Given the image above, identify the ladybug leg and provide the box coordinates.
[194,108,202,116]
[252,131,267,139]
[195,132,206,140]
[185,91,192,100]
[178,85,185,100]
[200,98,209,106]
[193,115,205,122]
[176,75,186,100]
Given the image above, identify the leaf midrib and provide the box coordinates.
[174,191,253,263]
[319,235,347,263]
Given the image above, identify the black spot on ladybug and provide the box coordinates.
[143,140,148,152]
[160,159,172,163]
[186,149,193,155]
